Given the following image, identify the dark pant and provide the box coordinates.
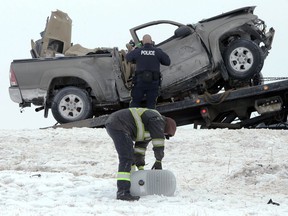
[106,126,134,192]
[130,80,160,109]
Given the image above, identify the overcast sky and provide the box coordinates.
[1,0,287,129]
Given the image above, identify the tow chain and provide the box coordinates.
[261,77,288,81]
[204,77,288,105]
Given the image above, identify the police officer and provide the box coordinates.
[105,108,177,201]
[126,34,171,109]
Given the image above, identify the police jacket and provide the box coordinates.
[105,108,166,160]
[125,43,171,72]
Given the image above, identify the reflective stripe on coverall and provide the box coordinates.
[129,108,164,170]
[129,108,164,145]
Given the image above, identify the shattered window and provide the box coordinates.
[135,23,178,46]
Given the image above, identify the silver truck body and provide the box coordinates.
[9,6,274,123]
[10,51,128,104]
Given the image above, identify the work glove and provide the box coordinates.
[151,160,162,170]
[131,164,136,173]
[153,146,164,161]
[128,39,135,47]
[134,154,145,170]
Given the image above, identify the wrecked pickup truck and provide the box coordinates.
[9,6,274,124]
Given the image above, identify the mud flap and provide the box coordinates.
[130,170,176,197]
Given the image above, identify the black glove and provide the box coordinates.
[134,153,145,170]
[151,160,162,170]
[153,146,164,161]
[129,39,135,47]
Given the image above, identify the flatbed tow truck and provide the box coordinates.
[48,78,288,130]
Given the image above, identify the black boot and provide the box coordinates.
[116,191,140,201]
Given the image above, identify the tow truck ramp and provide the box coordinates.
[43,115,109,129]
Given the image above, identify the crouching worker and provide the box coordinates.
[105,108,177,201]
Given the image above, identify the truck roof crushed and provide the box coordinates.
[31,10,110,58]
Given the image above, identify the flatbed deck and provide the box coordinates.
[47,79,288,129]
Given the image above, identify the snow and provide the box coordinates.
[0,126,287,216]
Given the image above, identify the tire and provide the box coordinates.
[51,87,93,124]
[224,39,264,80]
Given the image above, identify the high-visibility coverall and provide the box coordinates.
[105,108,166,195]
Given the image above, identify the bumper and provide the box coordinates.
[9,87,47,107]
[9,87,23,103]
[264,27,275,50]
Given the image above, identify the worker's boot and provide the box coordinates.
[116,190,140,201]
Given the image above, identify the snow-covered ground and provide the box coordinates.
[0,126,287,216]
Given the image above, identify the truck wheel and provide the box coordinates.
[51,87,93,124]
[224,39,264,80]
